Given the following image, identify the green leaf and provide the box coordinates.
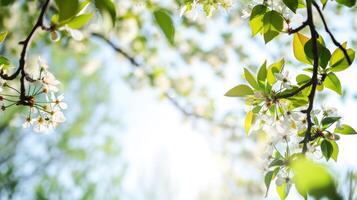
[257,60,267,87]
[277,182,290,200]
[244,111,254,135]
[67,13,93,29]
[324,72,342,95]
[263,10,284,43]
[267,59,284,85]
[264,171,274,196]
[296,74,310,85]
[1,0,15,6]
[293,33,311,64]
[336,0,356,7]
[94,0,117,25]
[244,68,259,90]
[283,0,299,13]
[249,4,269,36]
[330,43,355,72]
[154,9,175,45]
[0,56,10,66]
[330,140,339,162]
[321,140,333,161]
[55,0,79,21]
[334,124,357,135]
[304,38,331,68]
[320,0,328,8]
[225,84,254,97]
[321,117,341,129]
[268,159,284,168]
[0,31,7,43]
[292,156,342,200]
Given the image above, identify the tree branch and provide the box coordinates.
[288,20,309,34]
[92,33,237,131]
[312,1,352,65]
[302,0,319,153]
[0,0,51,101]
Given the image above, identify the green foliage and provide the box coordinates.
[334,124,357,135]
[292,156,342,200]
[94,0,117,25]
[0,31,7,43]
[249,4,268,36]
[55,0,80,21]
[336,0,356,7]
[320,139,333,161]
[293,33,311,64]
[154,9,175,45]
[262,10,284,43]
[67,13,93,29]
[329,43,355,72]
[224,84,253,97]
[324,72,342,95]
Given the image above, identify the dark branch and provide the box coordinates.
[91,33,140,67]
[93,33,237,131]
[312,1,352,65]
[302,0,319,153]
[288,21,308,34]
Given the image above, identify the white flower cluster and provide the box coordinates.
[0,57,67,132]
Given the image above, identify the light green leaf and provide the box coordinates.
[330,43,355,72]
[267,59,284,85]
[0,31,7,43]
[249,4,268,36]
[154,9,175,45]
[277,182,290,200]
[244,111,254,135]
[244,68,259,90]
[67,13,93,29]
[0,56,10,66]
[55,0,79,21]
[225,84,254,97]
[293,33,311,64]
[324,72,342,95]
[334,124,357,135]
[257,60,267,87]
[296,74,310,85]
[330,140,339,162]
[263,10,284,43]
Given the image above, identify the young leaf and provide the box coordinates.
[244,111,254,135]
[283,0,299,13]
[321,140,333,161]
[0,31,7,43]
[257,60,267,86]
[296,74,310,85]
[67,13,93,29]
[55,0,79,21]
[336,0,356,7]
[304,39,331,68]
[293,33,312,64]
[249,4,269,36]
[267,59,284,85]
[224,84,254,97]
[334,124,357,135]
[330,141,339,162]
[330,43,355,72]
[154,9,175,45]
[0,56,11,66]
[277,182,290,200]
[244,68,259,90]
[321,117,341,129]
[264,171,274,196]
[263,10,284,43]
[95,0,117,25]
[324,72,342,95]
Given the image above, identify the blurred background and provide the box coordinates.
[1,0,357,199]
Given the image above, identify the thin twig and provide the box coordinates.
[312,1,352,65]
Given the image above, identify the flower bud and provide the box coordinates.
[50,31,60,42]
